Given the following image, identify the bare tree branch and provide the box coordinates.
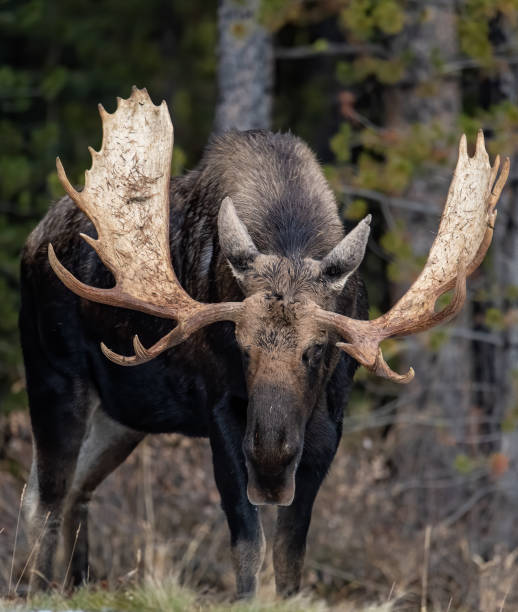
[341,185,441,216]
[275,42,388,60]
[439,486,499,529]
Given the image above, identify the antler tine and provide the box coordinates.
[464,155,509,277]
[49,241,180,319]
[373,348,414,383]
[49,242,108,301]
[490,155,510,212]
[133,335,152,361]
[336,341,415,383]
[475,128,488,159]
[100,334,157,366]
[313,130,509,384]
[56,157,82,205]
[49,87,244,365]
[100,342,140,366]
[101,329,179,366]
[100,299,245,366]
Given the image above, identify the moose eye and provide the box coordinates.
[241,348,251,369]
[322,264,344,278]
[302,344,325,367]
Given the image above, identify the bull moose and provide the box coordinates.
[20,87,508,597]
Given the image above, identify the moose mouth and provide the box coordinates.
[246,461,297,506]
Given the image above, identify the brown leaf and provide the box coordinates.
[490,452,509,477]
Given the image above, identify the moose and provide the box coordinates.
[20,87,508,597]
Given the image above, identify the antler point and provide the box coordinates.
[475,129,488,160]
[98,103,109,119]
[56,157,81,202]
[397,368,415,384]
[100,342,118,362]
[87,145,98,161]
[79,232,99,252]
[133,334,152,360]
[100,342,136,366]
[459,134,468,159]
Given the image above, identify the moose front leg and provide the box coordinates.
[210,397,265,599]
[63,407,145,587]
[273,408,340,597]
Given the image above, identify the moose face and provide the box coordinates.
[218,197,371,505]
[235,289,331,506]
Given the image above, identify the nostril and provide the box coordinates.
[283,439,296,453]
[280,442,298,466]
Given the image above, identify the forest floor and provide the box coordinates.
[0,580,395,612]
[1,411,517,611]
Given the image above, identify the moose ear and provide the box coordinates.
[218,196,259,279]
[320,214,371,293]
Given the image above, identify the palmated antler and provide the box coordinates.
[314,130,509,383]
[48,87,243,365]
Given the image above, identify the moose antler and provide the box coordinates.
[314,130,510,383]
[48,87,243,365]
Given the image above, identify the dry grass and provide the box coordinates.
[0,577,397,612]
[1,410,518,611]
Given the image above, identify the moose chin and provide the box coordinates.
[20,87,508,597]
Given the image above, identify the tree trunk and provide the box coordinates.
[384,3,465,444]
[382,9,494,609]
[214,0,273,132]
[479,18,518,550]
[382,0,472,580]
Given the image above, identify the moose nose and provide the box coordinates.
[243,432,301,506]
[243,433,299,474]
[243,384,303,505]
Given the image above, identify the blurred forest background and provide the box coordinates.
[3,0,518,609]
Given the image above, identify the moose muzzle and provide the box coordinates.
[243,385,303,506]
